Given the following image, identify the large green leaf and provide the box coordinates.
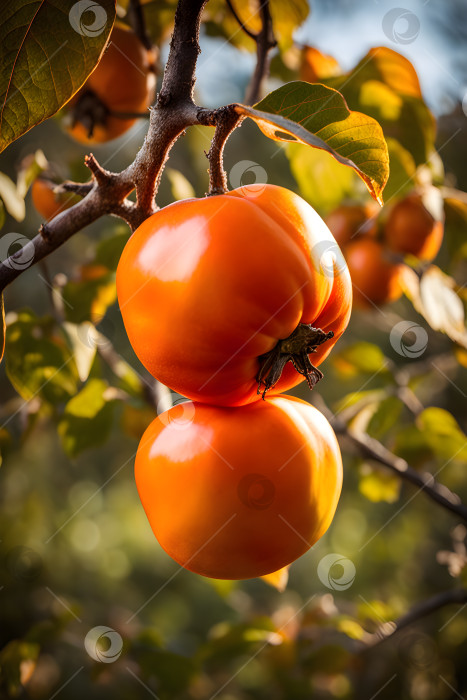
[236,82,389,203]
[0,0,116,153]
[58,378,117,457]
[5,309,79,404]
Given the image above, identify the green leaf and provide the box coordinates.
[359,463,401,503]
[62,322,97,383]
[62,267,116,324]
[0,0,116,153]
[94,230,131,271]
[287,142,360,215]
[166,168,195,201]
[58,379,117,457]
[331,342,389,375]
[336,617,367,640]
[236,82,389,204]
[199,619,280,666]
[269,0,309,50]
[366,396,403,439]
[16,149,49,198]
[134,633,198,696]
[443,196,467,261]
[0,172,25,221]
[5,310,79,404]
[416,407,467,464]
[203,0,308,51]
[383,137,417,201]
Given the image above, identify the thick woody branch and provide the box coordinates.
[0,0,276,293]
[363,588,467,648]
[0,0,236,293]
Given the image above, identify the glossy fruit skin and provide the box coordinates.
[384,194,443,261]
[116,184,352,406]
[345,237,402,308]
[135,395,343,580]
[31,179,76,221]
[325,203,378,249]
[67,25,155,144]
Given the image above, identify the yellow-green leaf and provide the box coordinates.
[58,379,117,457]
[236,82,389,204]
[0,0,116,153]
[5,309,79,404]
[359,463,401,504]
[0,172,25,221]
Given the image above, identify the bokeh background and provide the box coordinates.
[1,1,467,699]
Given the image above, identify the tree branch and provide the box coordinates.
[128,0,154,52]
[0,0,245,294]
[343,428,467,523]
[244,0,276,105]
[363,588,467,648]
[313,395,467,524]
[225,0,258,41]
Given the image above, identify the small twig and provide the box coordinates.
[244,0,276,105]
[206,107,243,194]
[313,395,467,524]
[225,0,258,41]
[108,109,151,120]
[58,182,94,198]
[128,0,154,52]
[363,588,467,648]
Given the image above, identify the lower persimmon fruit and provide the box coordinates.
[135,395,343,580]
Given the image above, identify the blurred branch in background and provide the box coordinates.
[314,394,467,524]
[364,588,467,648]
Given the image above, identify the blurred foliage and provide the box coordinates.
[1,1,467,700]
